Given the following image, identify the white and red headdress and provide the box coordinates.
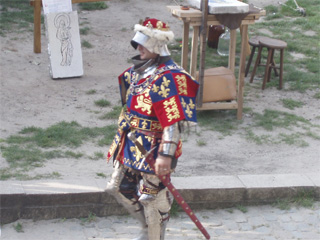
[131,18,174,56]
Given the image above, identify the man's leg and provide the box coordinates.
[139,174,173,240]
[105,161,147,239]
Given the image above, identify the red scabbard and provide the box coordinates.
[159,173,211,239]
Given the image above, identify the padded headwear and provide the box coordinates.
[131,18,174,56]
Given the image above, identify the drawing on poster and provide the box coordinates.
[54,13,73,66]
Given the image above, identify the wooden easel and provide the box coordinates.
[30,0,110,53]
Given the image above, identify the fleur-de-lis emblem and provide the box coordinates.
[158,84,170,98]
[182,98,195,118]
[163,77,171,87]
[152,84,159,93]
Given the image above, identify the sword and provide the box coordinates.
[128,132,211,240]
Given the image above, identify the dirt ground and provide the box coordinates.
[0,0,319,180]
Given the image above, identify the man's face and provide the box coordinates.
[137,44,158,60]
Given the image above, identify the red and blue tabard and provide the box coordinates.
[107,59,199,174]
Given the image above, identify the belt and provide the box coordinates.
[130,117,163,133]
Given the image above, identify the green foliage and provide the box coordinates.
[0,121,117,180]
[248,0,320,92]
[197,110,239,136]
[80,27,90,35]
[86,89,97,95]
[244,129,274,145]
[79,2,108,11]
[82,40,94,48]
[13,222,23,233]
[90,151,104,160]
[96,172,107,178]
[281,99,304,110]
[7,121,91,148]
[94,99,111,107]
[196,139,206,146]
[253,109,309,131]
[170,200,182,217]
[236,204,248,213]
[293,190,316,208]
[0,0,36,35]
[314,92,320,99]
[278,133,308,147]
[273,190,316,210]
[99,105,122,119]
[264,5,283,20]
[80,212,97,224]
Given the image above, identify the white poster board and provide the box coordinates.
[42,0,72,14]
[45,11,83,79]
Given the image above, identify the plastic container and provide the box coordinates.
[217,27,230,56]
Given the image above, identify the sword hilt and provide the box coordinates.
[128,132,147,155]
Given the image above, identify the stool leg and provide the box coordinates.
[262,47,273,90]
[272,59,279,76]
[245,46,256,77]
[250,46,262,83]
[279,49,284,89]
[267,49,275,82]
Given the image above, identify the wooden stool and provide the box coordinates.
[249,37,287,90]
[245,36,278,77]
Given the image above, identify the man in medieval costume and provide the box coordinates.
[105,17,199,240]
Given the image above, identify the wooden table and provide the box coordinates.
[30,0,110,53]
[167,6,265,119]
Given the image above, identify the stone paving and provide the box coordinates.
[1,202,319,240]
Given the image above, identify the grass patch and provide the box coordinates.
[247,0,320,92]
[99,105,122,120]
[0,121,117,180]
[244,129,274,145]
[281,98,304,110]
[13,222,23,233]
[273,190,316,210]
[0,0,36,35]
[82,40,93,48]
[278,133,309,147]
[252,109,309,131]
[313,92,320,99]
[4,121,117,149]
[170,200,182,217]
[80,27,90,35]
[197,110,239,136]
[86,89,97,95]
[236,204,248,213]
[96,172,107,178]
[244,109,318,146]
[196,139,206,146]
[78,2,108,11]
[90,151,104,160]
[0,168,61,181]
[80,212,97,224]
[94,99,111,107]
[7,121,92,148]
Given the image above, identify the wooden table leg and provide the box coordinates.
[181,21,190,70]
[237,25,248,120]
[190,26,200,78]
[33,0,41,53]
[229,29,237,73]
